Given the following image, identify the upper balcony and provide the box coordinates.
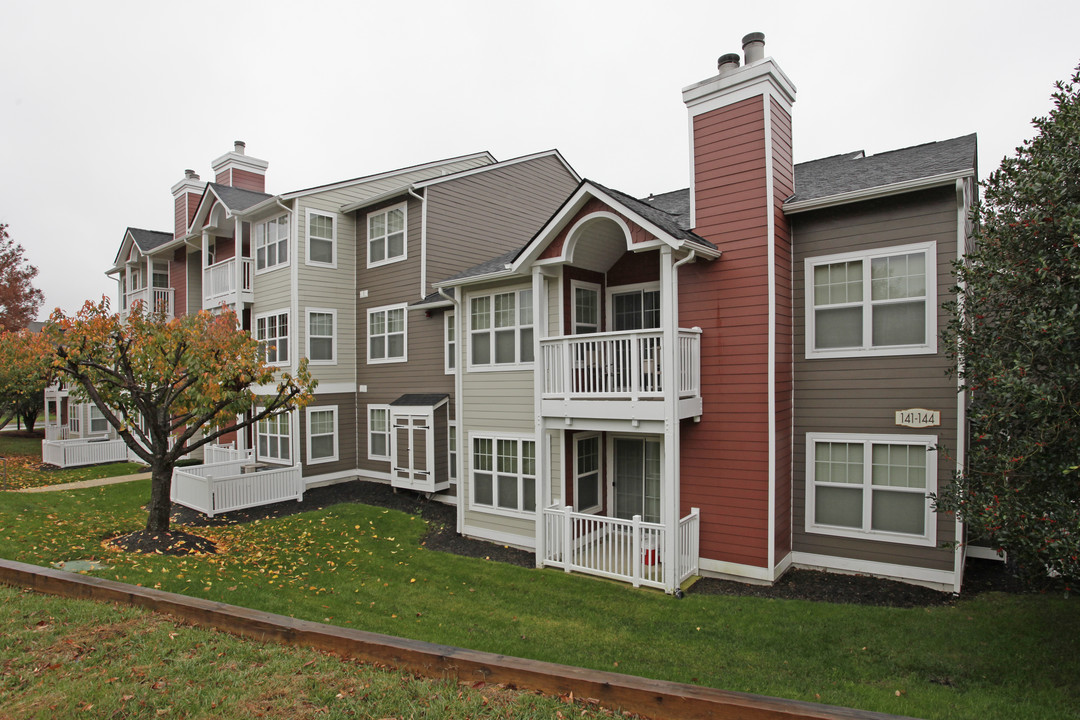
[121,287,175,321]
[539,327,702,423]
[203,257,254,309]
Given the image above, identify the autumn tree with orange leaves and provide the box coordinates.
[0,224,45,333]
[45,299,315,543]
[0,329,53,432]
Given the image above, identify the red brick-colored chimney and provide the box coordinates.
[170,169,205,240]
[211,140,269,192]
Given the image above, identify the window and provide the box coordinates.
[307,210,336,266]
[307,309,336,364]
[806,433,937,545]
[469,288,533,367]
[368,405,390,461]
[471,434,536,514]
[368,305,406,363]
[257,411,292,463]
[448,422,457,482]
[575,434,602,513]
[306,406,338,464]
[573,282,600,334]
[256,215,290,271]
[445,311,456,373]
[89,406,108,435]
[255,311,289,365]
[611,286,660,331]
[806,243,936,358]
[367,203,406,267]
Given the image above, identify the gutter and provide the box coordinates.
[782,170,974,215]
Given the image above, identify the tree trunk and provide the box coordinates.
[145,461,174,534]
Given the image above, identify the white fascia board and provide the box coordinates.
[783,170,975,215]
[211,151,269,174]
[285,151,496,202]
[435,267,518,290]
[682,57,797,112]
[411,297,454,310]
[413,148,581,189]
[339,185,413,215]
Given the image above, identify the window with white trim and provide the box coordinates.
[448,421,457,482]
[255,311,289,365]
[444,311,456,373]
[610,285,660,331]
[307,309,336,364]
[256,215,290,271]
[306,406,338,464]
[572,281,600,334]
[307,210,336,267]
[367,203,406,267]
[806,433,937,545]
[368,305,406,363]
[806,242,936,358]
[368,405,390,461]
[575,433,601,513]
[469,288,533,367]
[257,411,292,464]
[89,406,108,435]
[471,434,536,514]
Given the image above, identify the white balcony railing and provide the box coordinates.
[203,257,254,306]
[539,328,701,401]
[542,505,700,591]
[122,287,174,320]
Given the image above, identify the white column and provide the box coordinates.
[659,245,680,593]
[533,267,547,567]
[201,230,212,309]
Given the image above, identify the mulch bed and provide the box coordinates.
[109,529,218,556]
[162,477,1031,607]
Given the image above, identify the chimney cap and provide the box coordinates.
[184,169,199,180]
[741,31,765,45]
[717,53,741,75]
[234,140,246,154]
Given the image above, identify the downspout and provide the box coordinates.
[409,188,427,299]
[439,285,465,537]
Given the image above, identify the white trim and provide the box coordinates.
[804,241,938,359]
[418,189,428,298]
[255,407,293,465]
[290,206,300,376]
[254,308,291,367]
[367,404,391,462]
[305,405,339,465]
[310,382,357,394]
[966,545,1005,562]
[562,211,634,264]
[573,433,602,514]
[783,170,975,215]
[466,286,534,371]
[765,97,778,574]
[571,280,602,334]
[444,309,456,375]
[254,213,291,275]
[791,552,957,591]
[366,303,408,364]
[697,557,777,584]
[303,470,362,489]
[413,149,581,189]
[305,307,337,365]
[467,431,537,517]
[605,281,660,331]
[355,467,393,483]
[953,177,971,592]
[805,432,938,547]
[366,202,408,269]
[460,525,536,551]
[304,208,337,268]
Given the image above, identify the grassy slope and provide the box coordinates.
[0,480,1076,720]
[0,434,142,490]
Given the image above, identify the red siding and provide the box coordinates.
[214,235,235,262]
[231,168,265,193]
[679,94,774,569]
[607,249,659,287]
[539,200,656,261]
[171,247,187,318]
[562,266,605,333]
[215,169,231,185]
[174,191,200,239]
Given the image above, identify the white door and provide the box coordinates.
[391,412,432,491]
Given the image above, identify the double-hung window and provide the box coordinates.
[469,288,533,367]
[806,433,936,545]
[256,215,290,271]
[307,309,336,364]
[445,311,456,373]
[575,434,602,513]
[806,242,936,358]
[573,282,600,334]
[256,311,289,365]
[471,434,536,514]
[306,406,338,464]
[89,406,108,435]
[367,203,406,267]
[368,405,390,461]
[368,305,406,363]
[257,411,292,463]
[307,210,336,267]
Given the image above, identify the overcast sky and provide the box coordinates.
[3,0,1078,320]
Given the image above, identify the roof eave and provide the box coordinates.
[340,185,415,214]
[783,169,975,215]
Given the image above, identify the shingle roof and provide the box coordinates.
[594,181,714,250]
[127,228,173,254]
[207,183,272,212]
[787,134,977,205]
[438,248,520,285]
[390,393,450,407]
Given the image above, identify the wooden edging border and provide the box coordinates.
[0,558,918,720]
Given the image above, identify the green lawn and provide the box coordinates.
[0,585,608,719]
[0,480,1076,720]
[0,432,143,490]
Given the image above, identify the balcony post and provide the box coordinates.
[562,504,573,573]
[660,246,680,593]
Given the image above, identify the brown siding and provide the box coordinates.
[771,98,794,560]
[213,235,235,262]
[299,392,359,477]
[791,186,959,572]
[679,95,772,570]
[607,250,659,287]
[425,154,578,290]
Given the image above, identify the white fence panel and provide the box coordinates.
[171,461,302,517]
[41,438,130,468]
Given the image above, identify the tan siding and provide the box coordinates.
[791,187,960,571]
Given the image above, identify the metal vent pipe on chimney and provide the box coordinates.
[717,53,741,76]
[742,32,765,65]
[234,140,246,154]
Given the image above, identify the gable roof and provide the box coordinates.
[206,183,273,213]
[110,227,174,269]
[597,182,710,248]
[784,133,977,212]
